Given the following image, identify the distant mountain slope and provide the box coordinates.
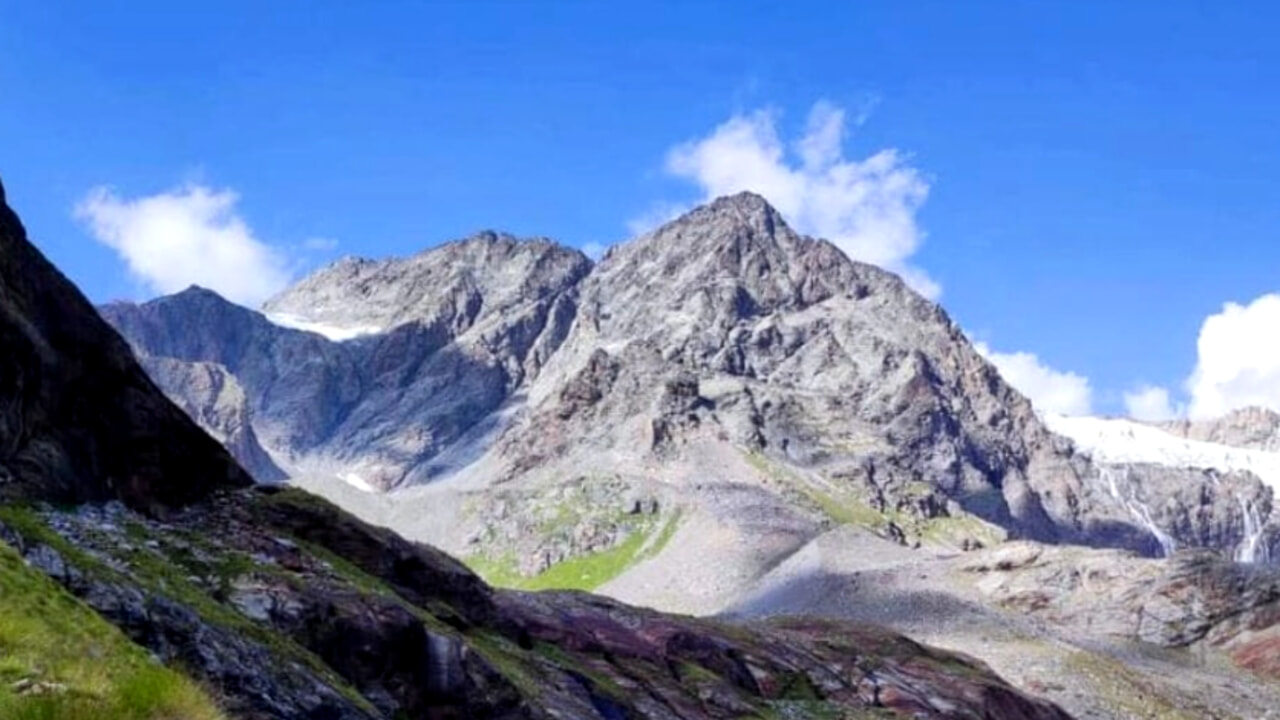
[103,234,590,490]
[103,193,1280,606]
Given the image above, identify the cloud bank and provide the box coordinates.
[974,342,1093,416]
[1109,294,1280,421]
[76,184,292,307]
[1185,293,1280,419]
[648,101,938,298]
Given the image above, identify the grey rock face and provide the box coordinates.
[137,356,287,483]
[496,194,1148,549]
[1088,463,1276,561]
[266,233,592,487]
[104,234,590,490]
[100,286,368,459]
[1161,407,1280,451]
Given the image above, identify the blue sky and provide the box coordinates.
[3,1,1280,420]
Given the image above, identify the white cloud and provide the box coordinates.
[1124,385,1178,421]
[974,342,1093,416]
[75,184,292,307]
[652,100,937,298]
[1186,294,1280,419]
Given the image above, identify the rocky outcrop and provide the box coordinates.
[0,178,251,513]
[961,541,1280,666]
[137,356,287,482]
[729,522,1280,719]
[1161,406,1280,451]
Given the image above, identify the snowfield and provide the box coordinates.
[264,312,384,342]
[1045,413,1280,490]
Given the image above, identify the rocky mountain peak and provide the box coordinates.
[262,231,591,338]
[580,195,843,350]
[681,190,789,239]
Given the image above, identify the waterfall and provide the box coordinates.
[1234,494,1270,564]
[1099,466,1177,558]
[426,632,459,694]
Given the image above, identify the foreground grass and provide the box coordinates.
[0,541,226,720]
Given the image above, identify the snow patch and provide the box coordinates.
[339,472,377,493]
[1045,414,1280,490]
[264,312,383,342]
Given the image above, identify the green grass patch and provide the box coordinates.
[465,632,542,697]
[516,527,650,591]
[0,507,113,578]
[803,487,883,527]
[643,511,682,561]
[0,540,227,720]
[466,511,683,592]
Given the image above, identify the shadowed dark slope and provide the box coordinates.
[0,177,252,512]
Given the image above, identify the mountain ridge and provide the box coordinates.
[102,192,1280,570]
[0,172,1086,719]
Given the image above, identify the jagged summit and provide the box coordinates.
[262,230,590,337]
[666,190,790,235]
[593,193,842,327]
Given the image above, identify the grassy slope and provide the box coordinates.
[0,542,226,720]
[467,511,682,591]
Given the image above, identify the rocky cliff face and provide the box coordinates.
[135,356,287,483]
[100,287,368,478]
[504,194,1089,539]
[0,175,1073,719]
[1161,406,1280,451]
[103,233,589,490]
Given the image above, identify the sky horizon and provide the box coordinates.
[4,1,1279,422]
